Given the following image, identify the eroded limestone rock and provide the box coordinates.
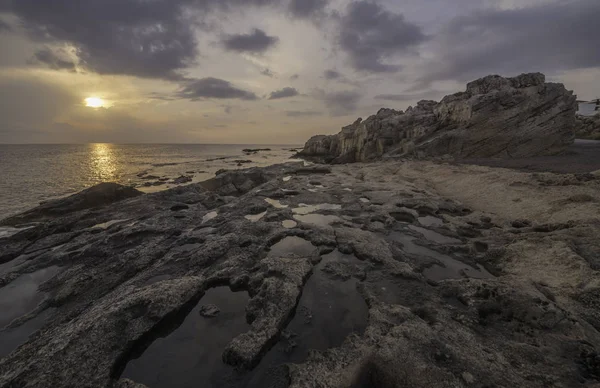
[298,73,577,163]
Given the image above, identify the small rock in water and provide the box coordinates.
[198,304,220,318]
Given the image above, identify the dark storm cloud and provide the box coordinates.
[288,0,328,18]
[324,69,341,80]
[0,0,200,80]
[419,0,600,85]
[268,87,299,99]
[176,77,258,100]
[286,110,323,117]
[0,0,303,79]
[222,28,279,53]
[319,89,362,116]
[33,48,76,71]
[338,1,427,73]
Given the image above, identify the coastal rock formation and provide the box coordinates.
[0,160,599,387]
[576,114,600,140]
[0,183,142,227]
[298,73,578,163]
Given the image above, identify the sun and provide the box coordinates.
[85,97,105,108]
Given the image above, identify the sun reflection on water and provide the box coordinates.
[90,143,117,182]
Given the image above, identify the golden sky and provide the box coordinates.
[0,0,599,143]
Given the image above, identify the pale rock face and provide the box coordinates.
[576,114,600,140]
[298,73,578,163]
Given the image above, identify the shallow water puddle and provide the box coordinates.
[389,232,491,281]
[292,203,341,215]
[264,198,288,209]
[418,215,444,227]
[282,220,297,229]
[202,211,218,224]
[0,308,55,357]
[268,237,317,258]
[120,287,250,388]
[293,214,342,228]
[245,211,267,222]
[238,250,368,387]
[0,266,61,329]
[408,225,461,244]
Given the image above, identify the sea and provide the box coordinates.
[0,144,302,220]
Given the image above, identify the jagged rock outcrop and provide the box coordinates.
[576,114,600,140]
[298,73,578,163]
[0,183,142,227]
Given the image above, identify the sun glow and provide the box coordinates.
[85,97,106,108]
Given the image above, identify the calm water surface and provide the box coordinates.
[0,144,300,219]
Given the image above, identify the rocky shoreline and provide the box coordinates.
[0,155,600,387]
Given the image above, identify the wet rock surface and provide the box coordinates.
[298,73,577,162]
[0,160,599,387]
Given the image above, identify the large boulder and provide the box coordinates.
[576,114,600,140]
[297,73,578,163]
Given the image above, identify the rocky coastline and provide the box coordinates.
[297,73,577,163]
[1,73,600,388]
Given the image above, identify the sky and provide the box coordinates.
[0,0,598,144]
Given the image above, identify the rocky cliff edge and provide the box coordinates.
[298,73,578,163]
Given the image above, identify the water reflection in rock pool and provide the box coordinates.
[120,287,250,388]
[0,266,61,329]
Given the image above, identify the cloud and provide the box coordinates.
[261,68,276,78]
[0,0,200,80]
[288,0,328,18]
[338,1,427,73]
[324,69,342,80]
[374,93,434,102]
[222,28,279,53]
[33,48,76,71]
[418,0,600,85]
[268,87,299,99]
[0,74,77,135]
[0,19,11,32]
[286,110,323,117]
[177,77,258,100]
[289,74,300,80]
[316,89,362,116]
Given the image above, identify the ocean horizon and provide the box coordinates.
[0,143,302,219]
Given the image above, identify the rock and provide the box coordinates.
[0,183,142,226]
[198,304,220,318]
[576,114,600,140]
[170,175,193,185]
[462,372,475,384]
[297,73,577,163]
[511,219,532,228]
